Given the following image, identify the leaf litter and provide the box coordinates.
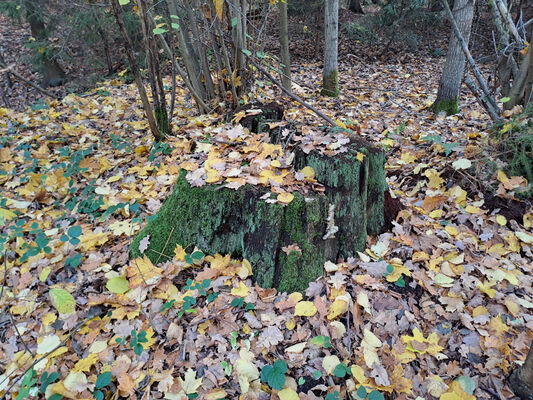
[0,57,531,400]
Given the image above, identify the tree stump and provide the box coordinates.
[130,136,386,293]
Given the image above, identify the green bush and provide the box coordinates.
[368,0,444,51]
[287,0,323,16]
[343,22,376,42]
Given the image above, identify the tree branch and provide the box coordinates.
[0,62,61,100]
[249,57,337,127]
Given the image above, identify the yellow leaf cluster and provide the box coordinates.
[127,255,163,288]
[327,297,348,320]
[401,327,443,355]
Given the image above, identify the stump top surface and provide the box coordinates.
[182,121,382,203]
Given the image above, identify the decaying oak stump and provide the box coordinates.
[130,137,386,293]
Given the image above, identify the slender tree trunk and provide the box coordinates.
[184,0,215,100]
[432,0,475,115]
[137,0,170,137]
[322,0,339,97]
[167,0,207,104]
[507,42,533,108]
[111,0,162,142]
[279,0,291,92]
[24,0,66,87]
[348,0,364,14]
[509,343,533,400]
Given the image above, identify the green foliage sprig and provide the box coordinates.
[260,360,288,391]
[115,329,148,356]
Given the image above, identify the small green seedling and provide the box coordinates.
[325,391,340,400]
[383,264,406,288]
[355,386,385,400]
[60,225,82,245]
[93,371,112,400]
[115,330,148,356]
[230,297,254,310]
[260,360,288,391]
[16,368,37,400]
[333,362,351,378]
[185,250,204,265]
[39,371,59,393]
[221,361,232,376]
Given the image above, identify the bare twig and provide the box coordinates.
[153,22,209,113]
[0,310,104,400]
[0,252,7,305]
[8,310,35,357]
[464,77,501,122]
[156,226,175,264]
[0,62,61,100]
[110,0,162,141]
[495,0,523,46]
[346,304,352,354]
[249,57,337,127]
[388,97,412,114]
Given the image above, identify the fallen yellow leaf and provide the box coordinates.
[294,301,317,317]
[231,281,250,297]
[277,192,294,204]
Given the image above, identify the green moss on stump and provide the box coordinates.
[131,139,387,293]
[431,98,459,115]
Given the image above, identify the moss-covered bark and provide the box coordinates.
[321,69,340,97]
[155,106,170,138]
[130,172,329,292]
[431,98,459,115]
[131,139,386,292]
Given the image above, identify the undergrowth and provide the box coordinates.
[488,105,533,198]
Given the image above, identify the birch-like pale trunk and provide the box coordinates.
[322,0,339,97]
[432,0,475,115]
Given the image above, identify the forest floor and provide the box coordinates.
[1,8,533,400]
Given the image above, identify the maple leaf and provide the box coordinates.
[258,325,284,348]
[231,281,250,297]
[178,369,203,394]
[173,244,186,261]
